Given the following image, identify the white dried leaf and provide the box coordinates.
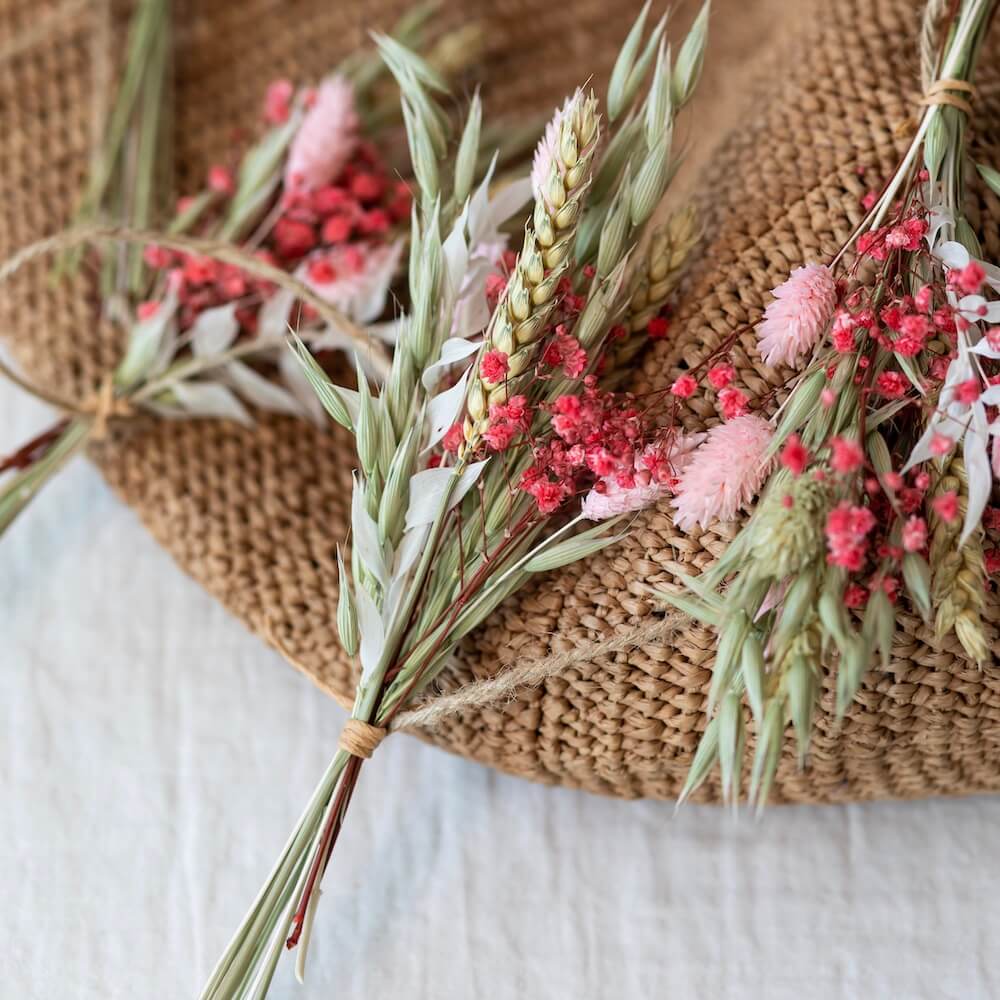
[442,213,470,308]
[382,523,431,632]
[367,316,407,344]
[354,582,385,681]
[450,256,495,341]
[962,406,991,544]
[190,303,239,356]
[404,460,488,529]
[466,154,496,242]
[424,366,471,450]
[394,523,430,579]
[936,240,970,269]
[474,175,532,245]
[278,348,326,425]
[926,205,952,249]
[351,477,388,587]
[257,289,296,343]
[116,293,179,388]
[957,294,1000,324]
[170,380,252,425]
[296,239,404,325]
[223,360,304,416]
[421,338,481,391]
[971,337,1000,361]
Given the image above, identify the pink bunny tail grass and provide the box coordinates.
[671,415,775,532]
[284,76,360,192]
[755,263,836,368]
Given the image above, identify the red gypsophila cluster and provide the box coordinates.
[140,81,410,337]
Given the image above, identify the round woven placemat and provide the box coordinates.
[3,0,999,803]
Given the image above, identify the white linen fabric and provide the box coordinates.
[3,383,1000,1000]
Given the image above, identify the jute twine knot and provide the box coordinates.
[921,77,977,116]
[83,375,134,440]
[896,79,978,139]
[337,718,387,759]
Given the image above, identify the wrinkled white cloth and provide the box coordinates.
[3,383,1000,1000]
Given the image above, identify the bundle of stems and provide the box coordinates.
[200,5,709,996]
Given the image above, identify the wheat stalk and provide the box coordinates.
[462,91,601,446]
[614,204,698,366]
[930,455,988,664]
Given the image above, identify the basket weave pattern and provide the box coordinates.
[3,0,1000,802]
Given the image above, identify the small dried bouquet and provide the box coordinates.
[200,5,709,996]
[0,2,494,539]
[653,0,1000,806]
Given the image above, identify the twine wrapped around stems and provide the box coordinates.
[267,612,687,751]
[921,77,978,114]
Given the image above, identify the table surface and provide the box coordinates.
[4,383,1000,1000]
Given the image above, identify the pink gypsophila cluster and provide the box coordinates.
[581,434,703,520]
[756,263,837,367]
[542,327,588,378]
[284,76,360,191]
[519,386,661,515]
[671,414,775,532]
[825,502,876,570]
[484,395,531,452]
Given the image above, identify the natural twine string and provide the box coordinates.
[266,612,687,757]
[921,77,978,115]
[85,374,134,440]
[0,223,392,376]
[337,719,387,759]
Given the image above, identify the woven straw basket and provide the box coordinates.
[4,0,1000,803]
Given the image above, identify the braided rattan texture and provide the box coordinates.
[3,0,999,803]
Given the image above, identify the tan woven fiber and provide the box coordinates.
[3,0,1000,804]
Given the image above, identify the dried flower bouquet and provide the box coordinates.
[200,5,709,996]
[653,0,1000,807]
[0,3,491,541]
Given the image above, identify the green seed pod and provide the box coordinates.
[718,690,746,805]
[355,375,380,479]
[679,714,720,805]
[629,133,670,227]
[335,548,359,657]
[453,92,481,208]
[377,427,416,544]
[741,633,766,724]
[784,654,816,766]
[750,698,786,808]
[708,609,750,715]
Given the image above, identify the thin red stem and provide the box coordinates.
[0,419,71,474]
[286,754,362,949]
